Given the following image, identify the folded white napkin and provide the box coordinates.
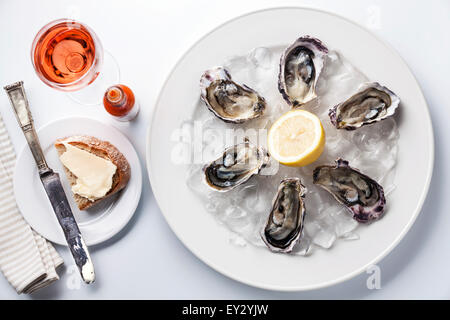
[0,114,63,294]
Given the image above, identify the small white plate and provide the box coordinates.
[14,117,142,246]
[147,7,434,291]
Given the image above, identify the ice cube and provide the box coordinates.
[183,46,399,255]
[247,47,273,70]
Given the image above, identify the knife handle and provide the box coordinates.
[4,81,50,174]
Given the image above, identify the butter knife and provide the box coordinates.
[4,81,95,284]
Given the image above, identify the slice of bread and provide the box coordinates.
[55,135,131,210]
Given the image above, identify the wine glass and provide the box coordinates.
[31,18,119,105]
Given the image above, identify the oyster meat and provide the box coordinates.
[329,82,400,130]
[278,36,328,107]
[203,138,269,191]
[200,66,266,123]
[313,159,386,223]
[261,178,306,253]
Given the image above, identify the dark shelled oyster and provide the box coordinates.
[278,36,328,107]
[313,159,386,223]
[261,178,306,253]
[329,82,400,130]
[200,67,266,123]
[203,138,269,191]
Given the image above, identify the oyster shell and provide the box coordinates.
[278,36,328,107]
[200,67,266,123]
[261,178,306,253]
[313,159,386,223]
[329,82,400,130]
[203,138,269,191]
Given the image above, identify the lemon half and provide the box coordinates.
[268,109,325,167]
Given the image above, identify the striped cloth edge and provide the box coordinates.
[0,113,63,294]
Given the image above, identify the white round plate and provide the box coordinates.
[147,7,434,291]
[14,117,142,246]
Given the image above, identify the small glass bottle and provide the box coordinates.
[103,84,139,121]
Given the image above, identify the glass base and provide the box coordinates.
[67,50,120,106]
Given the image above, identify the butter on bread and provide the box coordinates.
[55,135,131,210]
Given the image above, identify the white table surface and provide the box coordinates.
[0,0,449,299]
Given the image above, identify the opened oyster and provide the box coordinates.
[200,67,266,123]
[313,159,386,223]
[329,82,400,130]
[278,36,328,107]
[203,138,269,191]
[261,178,306,253]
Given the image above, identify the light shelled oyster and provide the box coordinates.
[329,82,400,130]
[278,36,328,107]
[261,178,306,253]
[313,159,386,223]
[203,138,269,191]
[200,67,266,123]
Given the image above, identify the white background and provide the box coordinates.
[0,0,449,299]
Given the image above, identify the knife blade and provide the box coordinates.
[4,81,95,284]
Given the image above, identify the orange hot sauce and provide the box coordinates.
[103,84,139,121]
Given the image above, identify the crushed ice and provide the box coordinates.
[182,46,399,255]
